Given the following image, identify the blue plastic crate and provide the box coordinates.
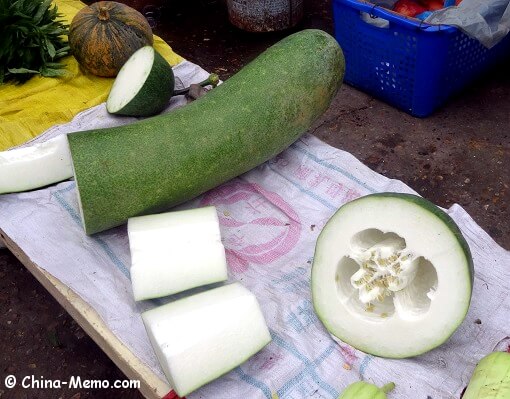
[333,0,510,116]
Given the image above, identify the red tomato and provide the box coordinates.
[393,0,427,17]
[418,0,444,10]
[428,0,444,9]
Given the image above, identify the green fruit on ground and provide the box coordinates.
[312,192,473,358]
[339,381,395,399]
[463,352,510,399]
[67,29,345,234]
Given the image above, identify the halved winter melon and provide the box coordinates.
[311,193,473,358]
[106,46,174,117]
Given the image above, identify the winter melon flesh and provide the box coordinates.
[0,135,72,194]
[142,283,271,396]
[128,206,228,301]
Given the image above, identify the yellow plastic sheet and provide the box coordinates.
[0,0,184,150]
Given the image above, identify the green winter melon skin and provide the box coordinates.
[68,29,345,234]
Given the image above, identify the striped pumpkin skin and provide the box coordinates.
[69,1,153,77]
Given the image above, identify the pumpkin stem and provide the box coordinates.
[381,383,396,394]
[98,6,110,21]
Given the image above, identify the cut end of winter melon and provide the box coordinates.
[311,193,473,358]
[0,135,73,194]
[142,283,271,396]
[106,46,174,117]
[128,206,228,301]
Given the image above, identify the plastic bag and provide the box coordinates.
[367,0,510,47]
[424,0,510,48]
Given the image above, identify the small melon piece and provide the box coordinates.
[0,135,72,194]
[142,283,271,396]
[338,381,395,399]
[106,46,174,117]
[128,206,228,301]
[312,193,473,358]
[463,352,510,399]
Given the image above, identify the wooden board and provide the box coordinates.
[0,228,172,399]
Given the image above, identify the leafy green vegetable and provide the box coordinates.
[0,0,69,83]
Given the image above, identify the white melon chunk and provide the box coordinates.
[0,135,73,194]
[142,283,272,396]
[128,206,228,301]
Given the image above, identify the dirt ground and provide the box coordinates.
[1,0,508,398]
